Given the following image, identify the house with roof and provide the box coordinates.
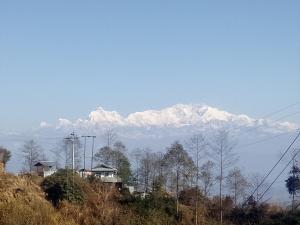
[33,161,57,177]
[79,164,122,184]
[92,164,122,183]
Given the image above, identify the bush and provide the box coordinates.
[41,169,86,206]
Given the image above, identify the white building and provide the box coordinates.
[91,164,122,183]
[33,161,57,177]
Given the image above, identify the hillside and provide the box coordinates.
[0,172,196,225]
[0,173,75,225]
[1,171,300,225]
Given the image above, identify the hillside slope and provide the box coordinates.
[0,173,76,225]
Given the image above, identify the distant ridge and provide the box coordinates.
[40,104,298,134]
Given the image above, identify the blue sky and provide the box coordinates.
[0,0,299,131]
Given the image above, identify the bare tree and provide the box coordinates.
[114,141,126,152]
[130,148,143,188]
[250,173,270,203]
[22,140,43,172]
[209,130,237,225]
[135,149,161,193]
[199,160,215,196]
[226,167,248,206]
[186,134,207,225]
[103,128,117,148]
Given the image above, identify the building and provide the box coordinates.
[33,161,57,177]
[91,164,122,183]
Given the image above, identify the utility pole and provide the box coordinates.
[292,158,296,212]
[81,135,96,172]
[90,136,96,171]
[65,132,78,171]
[195,136,199,225]
[81,136,88,171]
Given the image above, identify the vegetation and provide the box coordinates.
[41,169,86,206]
[0,147,11,166]
[2,132,300,225]
[22,139,44,172]
[0,173,76,225]
[94,141,132,183]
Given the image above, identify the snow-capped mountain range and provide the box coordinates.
[40,104,298,136]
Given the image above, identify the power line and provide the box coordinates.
[258,147,300,202]
[64,132,79,171]
[261,101,300,119]
[245,130,300,204]
[226,101,300,134]
[238,131,296,149]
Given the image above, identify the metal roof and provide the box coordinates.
[33,161,56,167]
[92,164,117,172]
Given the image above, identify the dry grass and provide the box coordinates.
[0,173,224,225]
[0,173,76,225]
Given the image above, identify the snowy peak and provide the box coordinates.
[89,107,124,126]
[126,104,234,127]
[41,104,298,133]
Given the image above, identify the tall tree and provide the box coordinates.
[22,140,43,172]
[130,148,143,188]
[210,130,237,225]
[103,128,117,148]
[138,150,162,193]
[285,162,300,211]
[163,141,196,215]
[186,134,206,225]
[250,173,270,203]
[226,167,248,206]
[199,160,215,196]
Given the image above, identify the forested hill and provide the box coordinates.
[1,171,300,225]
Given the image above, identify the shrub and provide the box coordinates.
[41,169,86,206]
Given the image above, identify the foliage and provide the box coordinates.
[285,165,300,196]
[227,203,300,225]
[0,173,76,225]
[163,142,196,193]
[127,191,178,222]
[41,169,86,206]
[95,143,132,183]
[178,187,205,207]
[0,146,11,165]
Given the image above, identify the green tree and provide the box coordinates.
[95,141,132,183]
[0,147,11,169]
[0,147,11,167]
[41,169,86,206]
[285,164,300,211]
[163,141,196,216]
[116,151,132,184]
